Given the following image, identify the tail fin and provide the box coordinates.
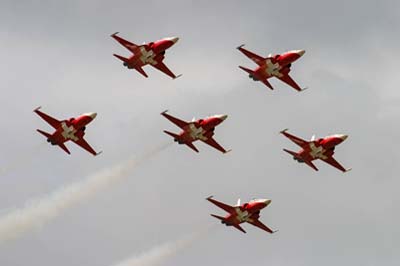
[236,198,241,206]
[113,54,129,63]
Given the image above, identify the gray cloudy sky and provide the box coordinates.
[0,0,399,265]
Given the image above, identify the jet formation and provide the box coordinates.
[29,34,352,237]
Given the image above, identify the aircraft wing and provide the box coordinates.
[161,111,188,129]
[247,219,275,234]
[207,196,236,213]
[320,156,349,173]
[276,73,304,92]
[280,129,309,147]
[201,137,230,154]
[72,137,100,156]
[151,61,180,79]
[237,45,265,66]
[111,32,139,53]
[34,107,61,129]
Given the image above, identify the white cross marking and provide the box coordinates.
[61,122,78,141]
[309,143,327,159]
[139,47,157,65]
[265,59,283,77]
[188,124,208,141]
[235,208,250,222]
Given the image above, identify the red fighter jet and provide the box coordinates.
[34,107,101,156]
[161,110,231,154]
[111,32,181,79]
[280,129,351,172]
[237,44,307,92]
[207,196,277,234]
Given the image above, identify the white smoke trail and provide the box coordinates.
[111,226,215,266]
[0,142,171,243]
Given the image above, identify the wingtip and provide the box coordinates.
[34,106,42,112]
[345,168,352,173]
[300,87,309,92]
[224,149,232,154]
[161,109,169,115]
[111,31,119,37]
[272,230,279,234]
[280,128,289,134]
[237,44,245,49]
[95,151,103,156]
[174,74,183,79]
[206,195,214,200]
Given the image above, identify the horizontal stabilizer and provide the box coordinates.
[58,143,71,155]
[261,79,274,90]
[37,129,52,139]
[113,54,129,63]
[210,214,226,221]
[186,142,199,153]
[283,148,298,157]
[163,130,180,140]
[239,65,254,75]
[233,224,247,233]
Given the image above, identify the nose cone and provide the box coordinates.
[165,36,179,44]
[260,199,272,206]
[339,134,348,141]
[294,49,305,56]
[86,112,97,119]
[217,114,228,121]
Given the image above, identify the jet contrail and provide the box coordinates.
[0,142,171,243]
[111,226,215,266]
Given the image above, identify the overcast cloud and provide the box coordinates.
[0,1,399,266]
